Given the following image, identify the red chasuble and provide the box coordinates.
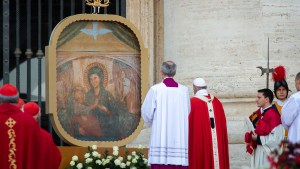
[38,129,62,169]
[0,103,61,169]
[189,95,230,169]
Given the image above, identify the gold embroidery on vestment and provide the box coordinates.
[6,118,17,169]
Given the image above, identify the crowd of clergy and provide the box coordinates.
[141,62,300,169]
[0,61,299,169]
[0,84,61,169]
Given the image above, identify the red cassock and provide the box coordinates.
[189,95,230,169]
[0,103,61,169]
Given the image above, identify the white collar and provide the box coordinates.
[195,89,208,97]
[261,104,272,113]
[275,99,286,106]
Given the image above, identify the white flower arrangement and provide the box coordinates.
[92,145,97,150]
[72,156,79,162]
[66,145,149,169]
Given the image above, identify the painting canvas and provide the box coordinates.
[54,20,142,142]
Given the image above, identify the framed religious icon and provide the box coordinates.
[46,14,149,147]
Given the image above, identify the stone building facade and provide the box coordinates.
[126,1,300,168]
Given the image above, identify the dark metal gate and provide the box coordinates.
[1,0,126,146]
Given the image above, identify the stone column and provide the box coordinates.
[126,0,164,85]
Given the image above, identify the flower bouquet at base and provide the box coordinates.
[268,140,300,169]
[66,145,149,169]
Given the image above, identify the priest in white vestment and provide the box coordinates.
[281,72,300,143]
[141,61,190,169]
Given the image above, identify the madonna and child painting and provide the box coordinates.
[54,20,142,142]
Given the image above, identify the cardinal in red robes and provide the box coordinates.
[0,84,61,169]
[189,78,230,169]
[23,101,62,169]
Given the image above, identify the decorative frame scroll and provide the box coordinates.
[46,14,149,147]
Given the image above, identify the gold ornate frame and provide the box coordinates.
[46,14,149,147]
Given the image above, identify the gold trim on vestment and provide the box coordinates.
[194,95,220,169]
[6,118,17,169]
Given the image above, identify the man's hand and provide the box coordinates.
[251,132,258,141]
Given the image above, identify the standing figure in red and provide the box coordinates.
[189,77,230,169]
[23,102,62,169]
[0,84,61,169]
[246,88,284,169]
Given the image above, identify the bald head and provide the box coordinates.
[161,61,177,77]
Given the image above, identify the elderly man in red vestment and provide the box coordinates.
[23,102,62,169]
[0,84,61,169]
[189,77,230,169]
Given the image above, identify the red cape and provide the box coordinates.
[189,95,230,169]
[0,103,61,169]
